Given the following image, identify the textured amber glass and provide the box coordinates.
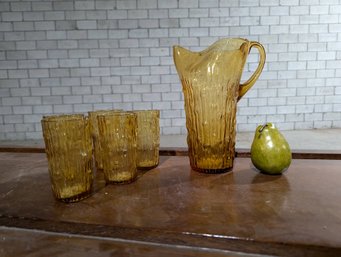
[88,109,122,172]
[97,112,137,184]
[174,38,266,173]
[41,114,93,202]
[135,110,160,169]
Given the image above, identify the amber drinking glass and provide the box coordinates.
[88,109,122,172]
[174,38,266,173]
[97,112,137,184]
[135,110,160,169]
[41,114,93,203]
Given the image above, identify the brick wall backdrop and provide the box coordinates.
[0,0,341,140]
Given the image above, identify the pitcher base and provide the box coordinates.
[191,165,233,174]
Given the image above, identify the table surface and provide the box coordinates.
[1,152,341,257]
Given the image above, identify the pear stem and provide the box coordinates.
[258,123,268,133]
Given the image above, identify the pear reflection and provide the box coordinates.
[248,172,291,222]
[171,170,257,237]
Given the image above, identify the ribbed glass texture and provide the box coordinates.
[88,109,122,172]
[135,110,160,169]
[41,114,93,202]
[174,38,266,173]
[97,112,137,184]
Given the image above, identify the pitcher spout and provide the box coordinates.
[173,45,192,66]
[173,45,197,77]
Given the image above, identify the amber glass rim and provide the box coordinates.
[96,111,136,118]
[42,114,85,122]
[88,109,123,116]
[133,110,160,118]
[133,110,160,114]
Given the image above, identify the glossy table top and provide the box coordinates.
[1,152,341,256]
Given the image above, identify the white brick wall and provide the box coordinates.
[0,0,341,139]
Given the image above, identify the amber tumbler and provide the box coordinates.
[97,112,137,184]
[41,114,93,203]
[88,109,122,172]
[135,110,160,169]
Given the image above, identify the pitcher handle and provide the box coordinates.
[238,41,266,101]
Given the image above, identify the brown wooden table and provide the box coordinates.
[1,148,341,257]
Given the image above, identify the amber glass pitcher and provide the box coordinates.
[173,38,266,173]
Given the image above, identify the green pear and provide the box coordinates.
[251,123,291,175]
